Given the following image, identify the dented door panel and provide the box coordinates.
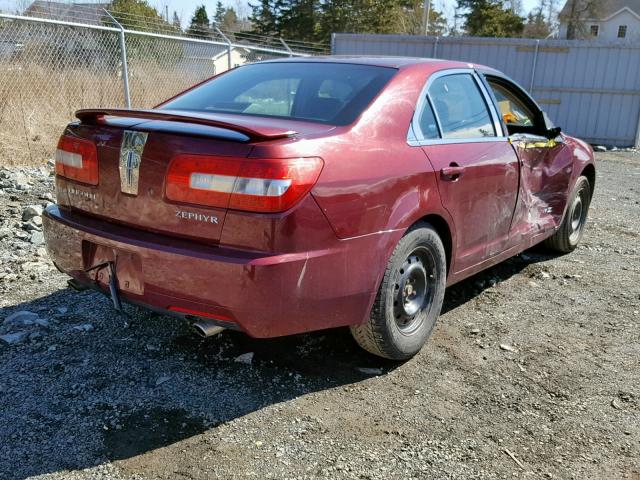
[423,141,519,273]
[507,134,574,245]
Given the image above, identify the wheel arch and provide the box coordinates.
[581,163,596,193]
[412,213,453,276]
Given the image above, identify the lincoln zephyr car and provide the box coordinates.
[43,57,595,360]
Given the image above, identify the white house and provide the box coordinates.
[211,47,250,74]
[559,0,640,41]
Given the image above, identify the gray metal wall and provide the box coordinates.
[332,34,640,147]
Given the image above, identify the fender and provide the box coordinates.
[555,135,596,230]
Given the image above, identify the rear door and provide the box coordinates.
[481,74,574,245]
[411,70,520,273]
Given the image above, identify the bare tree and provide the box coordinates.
[523,0,552,38]
[546,0,559,23]
[560,0,609,39]
[13,0,33,14]
[529,0,560,37]
[506,0,524,15]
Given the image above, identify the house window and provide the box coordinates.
[590,25,599,37]
[618,25,628,38]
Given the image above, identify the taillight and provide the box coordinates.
[166,155,323,213]
[55,135,98,185]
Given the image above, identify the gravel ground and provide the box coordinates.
[1,151,639,480]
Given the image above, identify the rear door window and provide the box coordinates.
[428,74,496,139]
[417,99,440,140]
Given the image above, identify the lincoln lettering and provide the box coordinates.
[176,210,218,224]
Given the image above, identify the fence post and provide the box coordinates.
[280,38,294,57]
[214,26,232,71]
[635,109,640,148]
[433,36,439,58]
[104,10,131,109]
[530,39,540,92]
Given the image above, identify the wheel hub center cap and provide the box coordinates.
[398,262,427,317]
[404,284,415,298]
[392,249,437,336]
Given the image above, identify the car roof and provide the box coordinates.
[262,55,495,72]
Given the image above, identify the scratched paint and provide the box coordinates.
[507,134,574,246]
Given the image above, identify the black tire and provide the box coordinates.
[544,175,592,253]
[350,222,447,360]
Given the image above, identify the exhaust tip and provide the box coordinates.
[192,320,225,338]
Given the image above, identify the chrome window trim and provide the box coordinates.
[408,136,510,147]
[474,71,505,136]
[407,68,506,147]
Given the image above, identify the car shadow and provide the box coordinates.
[0,248,558,479]
[441,247,559,315]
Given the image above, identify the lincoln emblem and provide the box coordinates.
[119,130,148,195]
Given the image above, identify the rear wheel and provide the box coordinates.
[350,223,446,360]
[544,175,592,253]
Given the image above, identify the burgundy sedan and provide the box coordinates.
[43,57,595,359]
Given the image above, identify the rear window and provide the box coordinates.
[159,62,396,126]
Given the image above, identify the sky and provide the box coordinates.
[0,0,543,28]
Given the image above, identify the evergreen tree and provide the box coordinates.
[108,0,179,62]
[318,0,405,43]
[250,0,447,43]
[280,0,320,41]
[456,0,524,37]
[109,0,168,32]
[172,11,181,31]
[221,7,241,31]
[187,5,211,37]
[250,0,281,37]
[213,1,226,25]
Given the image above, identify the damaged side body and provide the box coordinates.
[409,67,594,284]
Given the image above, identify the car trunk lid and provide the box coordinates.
[58,110,289,244]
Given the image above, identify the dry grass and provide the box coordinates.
[0,64,211,166]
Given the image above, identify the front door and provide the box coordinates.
[481,75,574,246]
[412,71,520,274]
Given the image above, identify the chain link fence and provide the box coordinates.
[0,14,315,165]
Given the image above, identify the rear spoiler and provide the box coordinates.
[75,108,298,141]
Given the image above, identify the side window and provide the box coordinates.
[428,74,496,139]
[417,99,440,140]
[488,81,535,129]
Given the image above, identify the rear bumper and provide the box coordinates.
[43,205,399,338]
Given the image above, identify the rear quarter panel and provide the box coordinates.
[248,63,457,300]
[250,63,455,240]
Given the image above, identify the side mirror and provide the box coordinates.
[542,111,562,139]
[546,126,562,139]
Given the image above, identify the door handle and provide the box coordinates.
[440,164,465,181]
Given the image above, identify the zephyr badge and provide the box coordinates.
[119,130,148,195]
